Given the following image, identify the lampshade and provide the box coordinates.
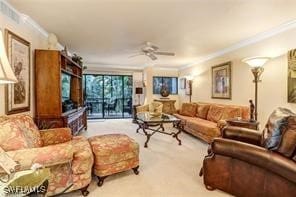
[0,31,17,84]
[242,57,270,68]
[135,87,143,94]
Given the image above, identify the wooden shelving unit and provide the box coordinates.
[34,49,87,135]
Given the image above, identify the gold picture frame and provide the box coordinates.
[5,29,31,114]
[211,61,231,99]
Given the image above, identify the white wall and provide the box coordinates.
[0,7,50,116]
[179,27,296,126]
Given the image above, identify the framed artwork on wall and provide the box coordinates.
[211,61,231,99]
[288,49,296,103]
[5,29,31,114]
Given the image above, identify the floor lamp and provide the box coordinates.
[186,76,193,103]
[0,30,18,182]
[242,57,270,121]
[135,87,143,105]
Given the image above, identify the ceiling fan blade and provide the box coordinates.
[146,42,159,50]
[147,53,157,60]
[128,53,144,58]
[154,51,175,56]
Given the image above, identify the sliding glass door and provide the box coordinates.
[83,74,133,119]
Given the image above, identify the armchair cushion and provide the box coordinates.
[40,128,72,146]
[263,108,296,152]
[149,102,163,113]
[5,142,73,172]
[0,120,29,151]
[179,103,197,117]
[136,104,149,113]
[9,114,43,148]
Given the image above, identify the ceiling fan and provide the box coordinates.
[129,42,175,60]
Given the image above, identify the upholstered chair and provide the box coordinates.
[136,101,163,114]
[200,108,296,197]
[0,114,94,196]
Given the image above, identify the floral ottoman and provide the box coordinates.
[88,134,139,186]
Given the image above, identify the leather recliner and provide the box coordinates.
[200,108,296,197]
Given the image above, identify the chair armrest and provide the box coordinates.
[222,126,262,146]
[40,128,72,146]
[210,138,296,184]
[2,142,73,173]
[136,104,149,113]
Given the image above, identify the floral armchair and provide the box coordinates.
[0,114,93,196]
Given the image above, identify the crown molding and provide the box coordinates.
[180,19,296,70]
[2,0,64,49]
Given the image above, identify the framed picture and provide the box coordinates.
[180,78,186,89]
[288,49,296,103]
[5,29,31,114]
[211,61,231,99]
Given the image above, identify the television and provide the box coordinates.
[61,73,71,102]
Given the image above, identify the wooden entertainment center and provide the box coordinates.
[35,50,87,135]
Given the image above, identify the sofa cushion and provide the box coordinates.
[221,106,242,120]
[207,105,225,123]
[186,118,220,139]
[0,120,29,151]
[180,103,197,117]
[196,103,210,119]
[263,108,296,157]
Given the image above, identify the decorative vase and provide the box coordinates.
[160,86,170,97]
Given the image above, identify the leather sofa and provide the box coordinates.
[0,114,94,196]
[174,102,249,143]
[201,107,296,197]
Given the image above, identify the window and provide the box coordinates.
[153,76,178,95]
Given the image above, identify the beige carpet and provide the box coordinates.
[62,119,229,197]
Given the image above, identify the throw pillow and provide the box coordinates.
[207,105,225,123]
[0,120,29,151]
[180,103,197,117]
[263,107,296,151]
[196,103,210,119]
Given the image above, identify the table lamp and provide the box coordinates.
[0,30,17,84]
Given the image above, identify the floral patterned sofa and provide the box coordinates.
[174,102,249,143]
[0,114,94,196]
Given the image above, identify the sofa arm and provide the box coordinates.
[210,138,296,184]
[3,142,73,173]
[136,104,149,113]
[40,128,72,146]
[222,126,262,146]
[217,119,227,129]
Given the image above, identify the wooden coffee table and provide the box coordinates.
[136,112,183,148]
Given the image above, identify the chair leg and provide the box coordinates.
[205,185,215,191]
[80,184,89,196]
[199,167,203,177]
[132,166,139,175]
[97,176,108,187]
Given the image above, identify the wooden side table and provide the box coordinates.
[153,99,176,114]
[226,119,260,130]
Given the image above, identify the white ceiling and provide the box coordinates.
[7,0,296,69]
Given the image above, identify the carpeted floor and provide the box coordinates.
[62,119,229,197]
